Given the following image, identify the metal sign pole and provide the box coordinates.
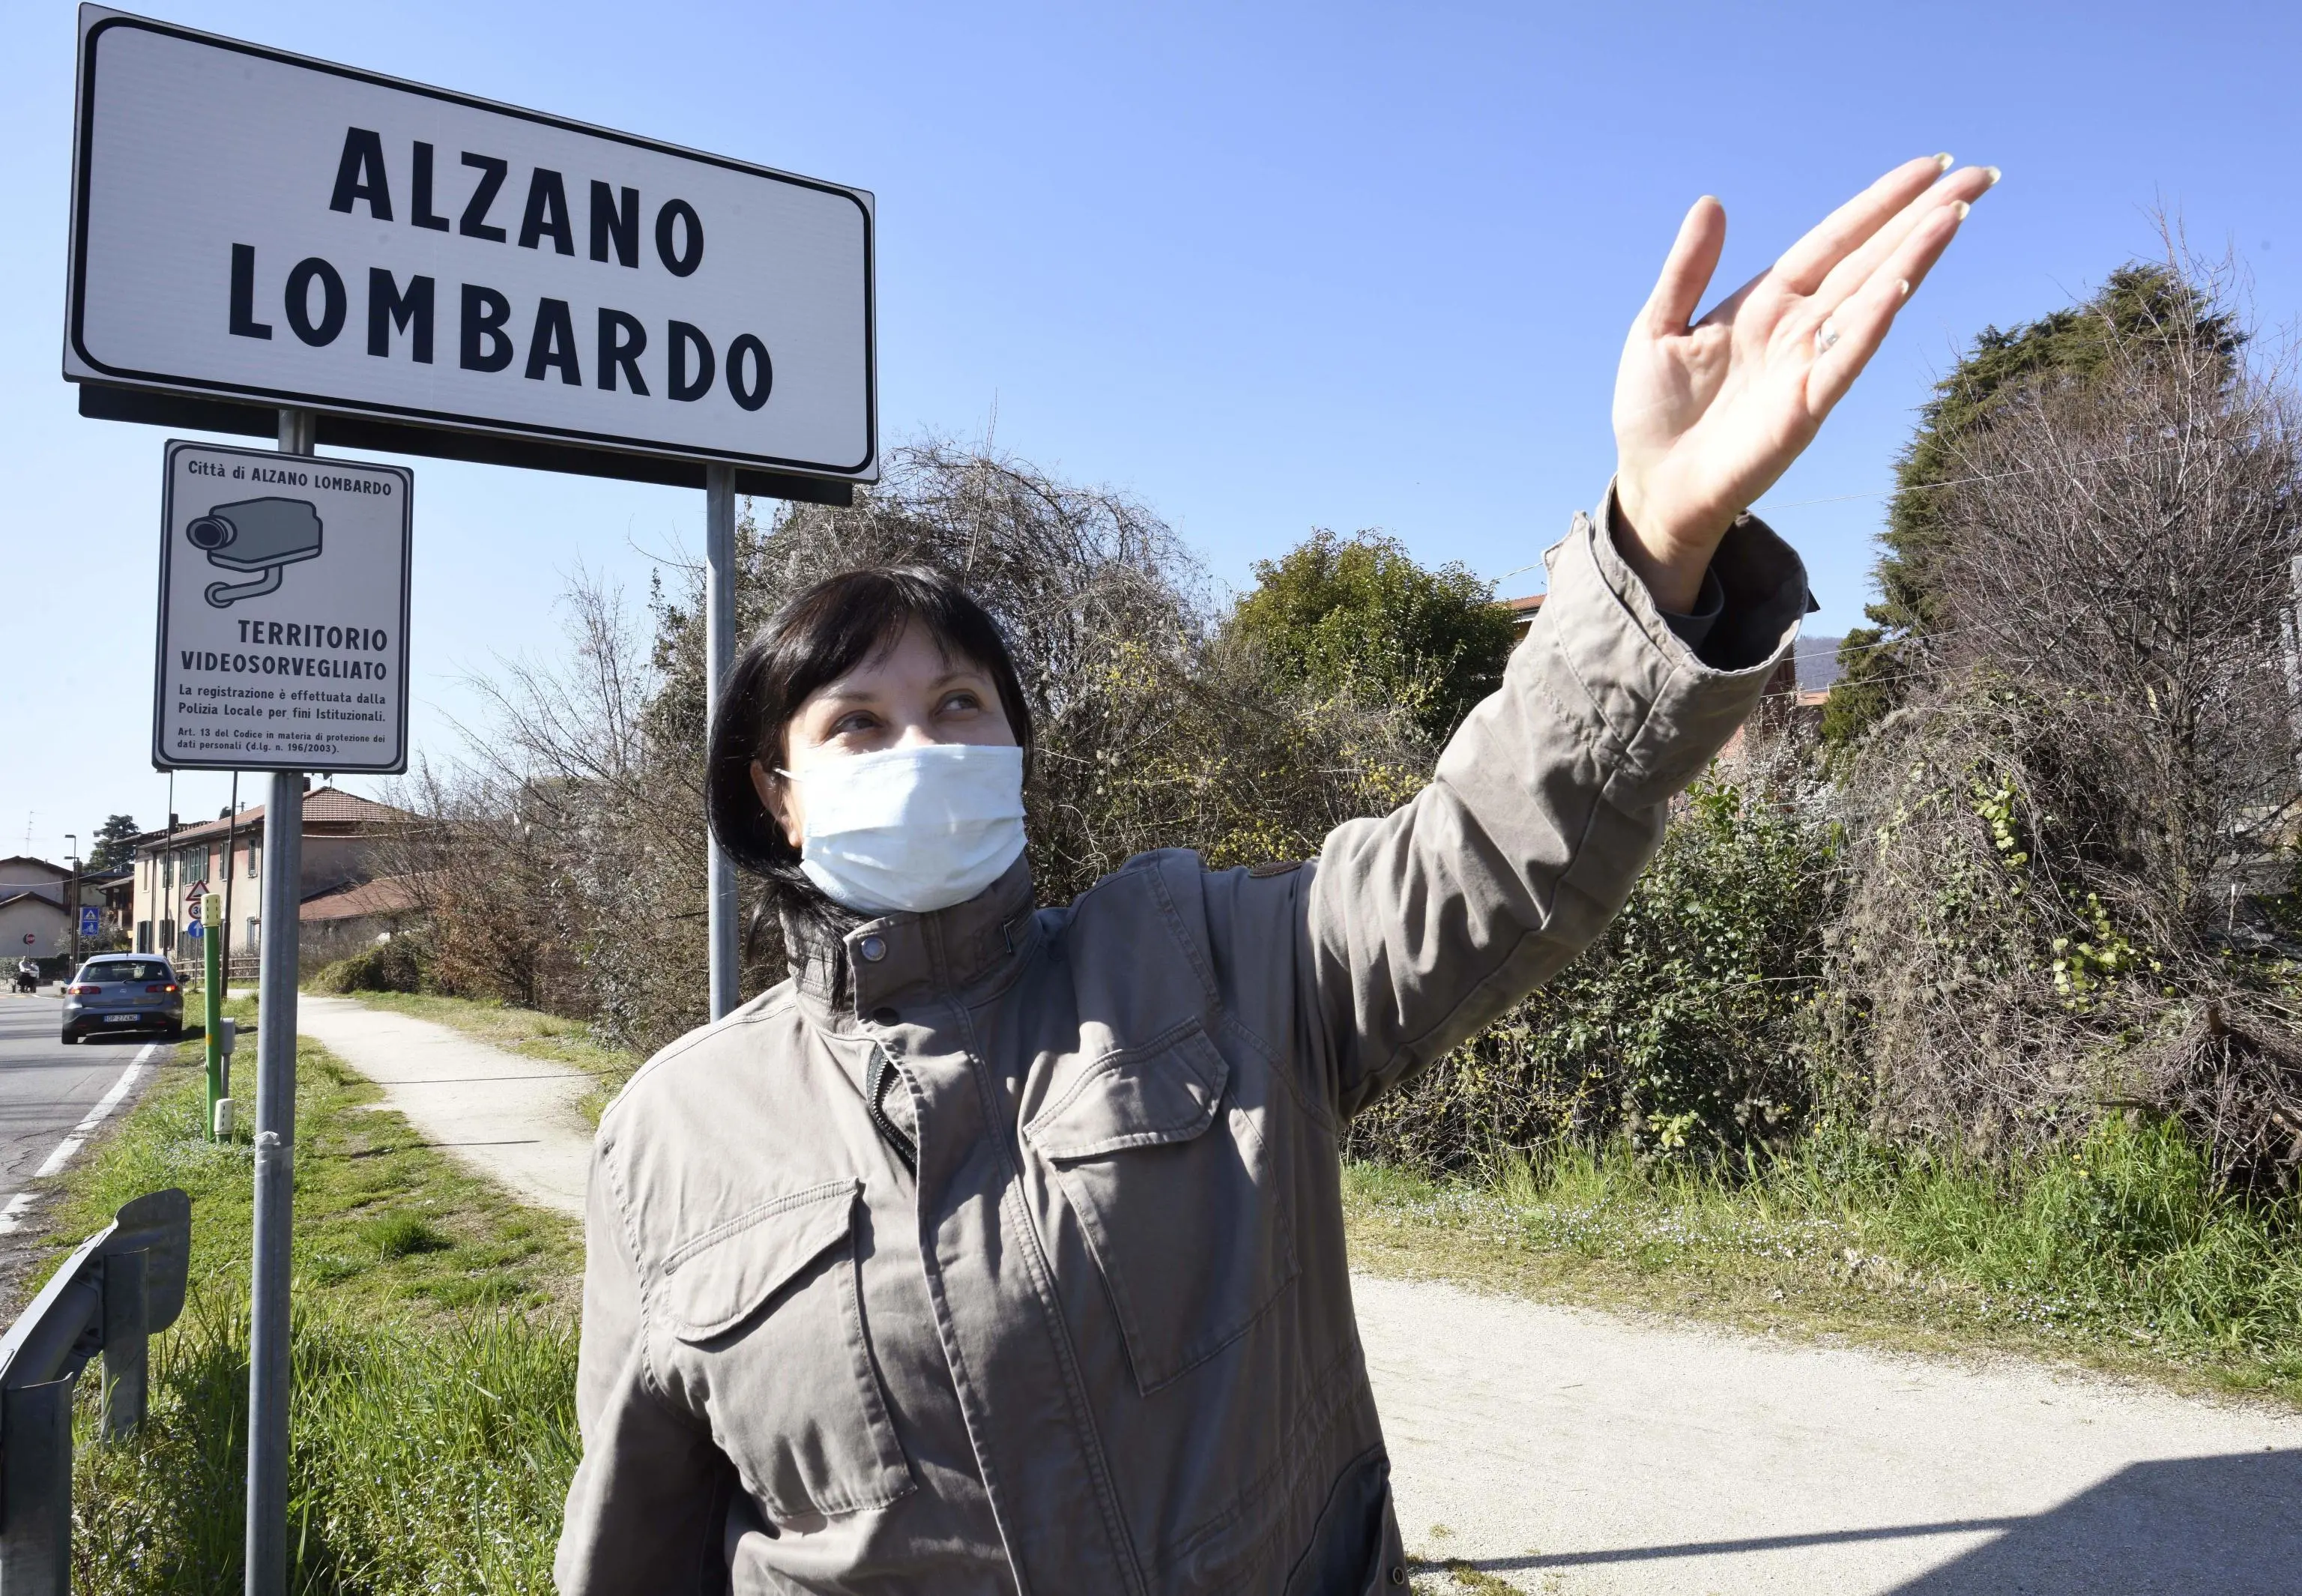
[704,465,739,1020]
[243,407,312,1596]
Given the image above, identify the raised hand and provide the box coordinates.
[1611,155,1999,611]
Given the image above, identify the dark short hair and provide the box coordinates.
[706,567,1033,908]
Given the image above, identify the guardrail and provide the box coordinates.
[0,1189,191,1593]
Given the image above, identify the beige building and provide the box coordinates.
[0,856,102,965]
[130,786,414,972]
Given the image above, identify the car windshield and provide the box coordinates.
[79,961,170,985]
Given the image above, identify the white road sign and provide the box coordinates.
[154,440,412,773]
[67,6,876,483]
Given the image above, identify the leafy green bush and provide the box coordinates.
[1224,527,1517,745]
[312,934,430,995]
[1350,770,1839,1170]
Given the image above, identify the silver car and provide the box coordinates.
[61,955,184,1043]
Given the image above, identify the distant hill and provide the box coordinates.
[1795,635,1843,693]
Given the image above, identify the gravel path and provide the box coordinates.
[1356,1272,2302,1594]
[299,997,2302,1592]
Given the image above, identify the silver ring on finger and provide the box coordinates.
[1816,322,1841,354]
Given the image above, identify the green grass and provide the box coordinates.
[43,1000,584,1594]
[310,989,644,1122]
[1345,1116,2302,1406]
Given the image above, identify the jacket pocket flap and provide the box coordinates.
[662,1178,860,1341]
[1024,1022,1230,1161]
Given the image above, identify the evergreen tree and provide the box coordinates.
[1822,264,2243,748]
[85,814,141,871]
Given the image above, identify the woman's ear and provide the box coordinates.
[752,759,803,851]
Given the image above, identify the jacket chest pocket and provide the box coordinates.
[660,1178,913,1520]
[1024,1019,1300,1395]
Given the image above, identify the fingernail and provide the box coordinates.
[1935,152,1954,172]
[1952,199,1971,220]
[1984,166,2002,187]
[1897,279,1912,299]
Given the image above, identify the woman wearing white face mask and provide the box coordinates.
[559,156,1996,1595]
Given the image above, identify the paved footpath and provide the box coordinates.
[297,996,590,1211]
[300,998,2302,1594]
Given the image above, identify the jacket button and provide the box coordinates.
[857,935,886,963]
[1388,1568,1406,1587]
[870,1006,900,1026]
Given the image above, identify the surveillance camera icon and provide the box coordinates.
[187,498,324,608]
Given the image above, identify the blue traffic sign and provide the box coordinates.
[79,907,100,939]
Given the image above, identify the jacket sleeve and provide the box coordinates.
[1299,488,1810,1119]
[555,1137,734,1595]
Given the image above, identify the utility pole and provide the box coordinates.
[164,773,176,957]
[220,773,240,989]
[64,834,79,968]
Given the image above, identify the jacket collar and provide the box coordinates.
[785,853,1039,1030]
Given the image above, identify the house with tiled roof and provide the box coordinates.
[1499,592,1545,638]
[0,856,103,964]
[129,785,415,973]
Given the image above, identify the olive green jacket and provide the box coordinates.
[555,499,1808,1595]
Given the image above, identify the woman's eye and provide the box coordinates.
[940,692,982,715]
[831,711,879,736]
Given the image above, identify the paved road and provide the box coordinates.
[301,996,2302,1594]
[0,994,163,1303]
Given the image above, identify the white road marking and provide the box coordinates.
[0,1044,158,1233]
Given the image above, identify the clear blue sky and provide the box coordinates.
[6,0,2298,863]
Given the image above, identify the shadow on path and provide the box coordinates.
[1425,1450,2302,1595]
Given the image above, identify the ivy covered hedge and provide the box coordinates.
[1349,770,1840,1172]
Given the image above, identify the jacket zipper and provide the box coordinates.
[863,1045,917,1175]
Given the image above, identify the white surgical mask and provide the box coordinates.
[781,743,1027,916]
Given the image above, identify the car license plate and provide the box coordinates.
[105,1013,139,1024]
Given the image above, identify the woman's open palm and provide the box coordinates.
[1612,155,1998,608]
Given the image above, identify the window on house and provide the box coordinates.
[247,846,259,877]
[247,916,259,948]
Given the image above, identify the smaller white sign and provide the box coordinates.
[154,439,411,773]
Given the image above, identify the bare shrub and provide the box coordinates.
[1830,252,2302,1185]
[408,443,1429,1057]
[644,441,1433,905]
[375,571,709,1049]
